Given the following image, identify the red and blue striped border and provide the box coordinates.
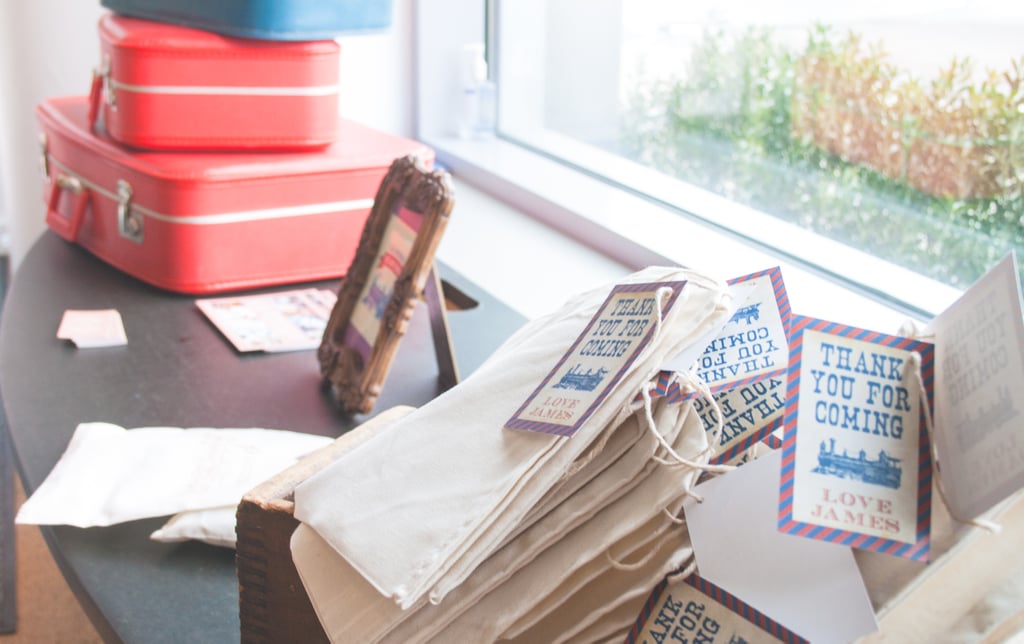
[728,266,793,334]
[505,281,687,437]
[711,414,784,465]
[625,569,808,644]
[777,315,934,562]
[763,417,785,449]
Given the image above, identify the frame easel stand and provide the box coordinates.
[423,263,459,392]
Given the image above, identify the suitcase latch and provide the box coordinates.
[116,180,143,243]
[55,173,82,193]
[98,54,116,108]
[39,133,49,180]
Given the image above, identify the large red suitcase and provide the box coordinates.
[38,95,433,294]
[91,13,341,150]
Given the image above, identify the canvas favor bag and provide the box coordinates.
[290,383,690,643]
[291,523,422,643]
[377,398,691,643]
[500,530,693,644]
[511,398,652,535]
[414,409,709,643]
[294,266,731,609]
[503,393,684,549]
[499,510,687,639]
[428,392,694,603]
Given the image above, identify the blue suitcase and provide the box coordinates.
[99,0,392,40]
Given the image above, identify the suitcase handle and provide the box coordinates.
[88,55,111,133]
[47,173,91,242]
[88,70,102,132]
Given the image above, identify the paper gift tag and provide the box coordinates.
[663,267,791,389]
[778,315,934,561]
[694,375,788,465]
[928,252,1024,520]
[505,280,687,437]
[656,268,791,464]
[703,267,791,385]
[626,571,808,644]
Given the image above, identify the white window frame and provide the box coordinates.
[414,0,964,332]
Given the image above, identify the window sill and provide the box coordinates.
[428,133,964,333]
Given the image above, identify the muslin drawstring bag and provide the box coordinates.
[508,391,686,545]
[290,378,693,644]
[499,510,685,639]
[513,402,649,534]
[414,408,710,643]
[428,393,692,604]
[291,523,418,643]
[294,266,730,610]
[419,273,728,608]
[500,530,693,644]
[376,397,689,643]
[564,592,665,644]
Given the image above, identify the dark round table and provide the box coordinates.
[0,232,523,643]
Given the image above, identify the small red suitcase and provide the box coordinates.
[91,13,341,150]
[39,95,434,294]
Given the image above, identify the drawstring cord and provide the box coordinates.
[907,351,1001,533]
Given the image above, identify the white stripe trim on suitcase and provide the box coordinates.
[110,78,341,97]
[48,157,374,225]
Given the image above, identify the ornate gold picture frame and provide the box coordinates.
[318,154,455,414]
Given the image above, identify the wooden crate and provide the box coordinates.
[236,406,413,644]
[236,406,1024,642]
[857,487,1024,642]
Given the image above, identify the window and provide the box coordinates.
[491,1,1023,310]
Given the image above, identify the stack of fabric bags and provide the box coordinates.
[290,266,733,642]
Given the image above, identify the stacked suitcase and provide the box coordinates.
[38,0,431,294]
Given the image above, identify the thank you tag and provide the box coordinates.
[661,267,791,465]
[929,252,1024,519]
[626,572,808,644]
[695,376,788,465]
[778,316,934,561]
[669,267,791,391]
[505,281,686,437]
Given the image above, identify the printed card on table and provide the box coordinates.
[626,572,808,644]
[929,252,1024,520]
[505,280,687,437]
[779,315,934,561]
[197,288,336,353]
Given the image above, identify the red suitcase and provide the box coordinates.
[39,95,433,294]
[91,13,341,150]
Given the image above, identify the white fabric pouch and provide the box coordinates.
[503,530,693,644]
[294,266,730,609]
[150,506,237,548]
[374,399,687,643]
[291,397,681,644]
[422,407,707,643]
[16,422,331,528]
